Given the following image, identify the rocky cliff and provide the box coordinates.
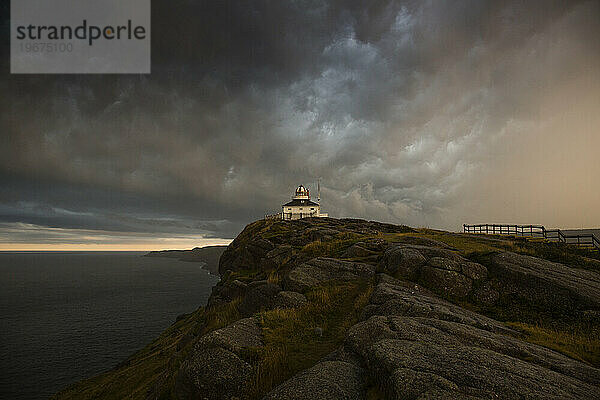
[54,218,600,400]
[145,245,228,275]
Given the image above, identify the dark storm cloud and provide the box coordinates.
[1,0,599,245]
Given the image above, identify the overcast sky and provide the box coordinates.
[1,0,599,250]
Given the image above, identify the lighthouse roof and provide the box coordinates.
[283,199,319,207]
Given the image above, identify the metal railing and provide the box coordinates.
[281,211,319,220]
[463,223,600,250]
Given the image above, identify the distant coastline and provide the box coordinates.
[145,245,228,275]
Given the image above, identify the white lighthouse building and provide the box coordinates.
[282,185,328,220]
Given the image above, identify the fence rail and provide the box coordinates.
[463,223,600,251]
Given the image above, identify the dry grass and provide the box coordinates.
[306,285,333,304]
[267,270,281,285]
[196,297,242,335]
[228,268,262,282]
[248,280,373,398]
[300,239,341,258]
[300,232,364,259]
[507,322,600,367]
[416,230,501,254]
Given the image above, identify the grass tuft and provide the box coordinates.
[196,297,242,335]
[248,279,373,398]
[507,321,600,367]
[300,232,364,259]
[267,270,281,285]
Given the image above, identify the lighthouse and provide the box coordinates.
[281,185,327,220]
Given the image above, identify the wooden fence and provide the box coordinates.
[463,223,600,251]
[264,212,282,220]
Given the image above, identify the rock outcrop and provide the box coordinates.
[239,280,282,316]
[262,271,599,399]
[381,243,488,299]
[196,219,600,399]
[486,251,600,309]
[263,361,365,400]
[362,274,511,333]
[342,275,600,398]
[272,291,308,309]
[176,318,263,399]
[284,257,376,293]
[218,218,414,276]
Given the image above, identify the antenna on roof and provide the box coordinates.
[317,178,321,203]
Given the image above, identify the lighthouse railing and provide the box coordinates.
[264,212,283,220]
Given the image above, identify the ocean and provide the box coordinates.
[0,252,219,400]
[560,229,600,238]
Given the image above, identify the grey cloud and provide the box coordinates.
[1,0,599,246]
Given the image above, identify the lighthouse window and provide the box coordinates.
[310,208,314,210]
[299,208,303,210]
